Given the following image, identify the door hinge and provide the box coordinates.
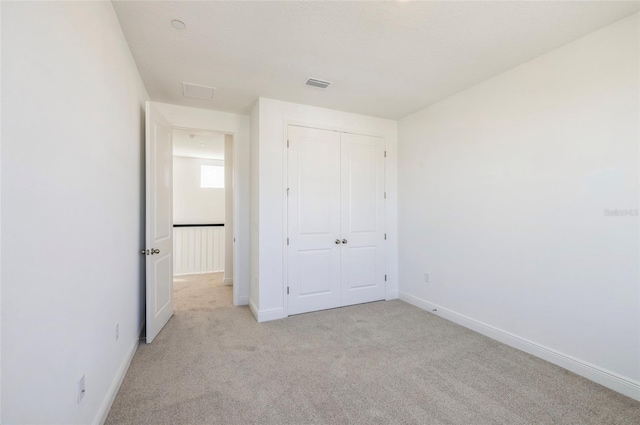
[287,188,289,196]
[384,192,387,199]
[384,233,387,240]
[287,286,290,295]
[385,275,387,282]
[384,150,387,158]
[287,140,290,148]
[287,237,289,245]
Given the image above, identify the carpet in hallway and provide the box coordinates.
[173,272,233,312]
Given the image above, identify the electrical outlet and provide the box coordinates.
[424,272,430,283]
[77,375,86,404]
[116,323,119,341]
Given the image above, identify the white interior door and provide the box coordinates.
[145,101,174,343]
[287,126,342,315]
[340,132,386,306]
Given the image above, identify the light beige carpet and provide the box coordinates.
[173,272,233,312]
[106,279,640,424]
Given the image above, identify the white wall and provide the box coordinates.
[154,102,250,306]
[251,98,398,321]
[1,2,148,424]
[398,14,640,399]
[0,3,4,418]
[173,156,225,224]
[224,134,234,285]
[250,101,260,311]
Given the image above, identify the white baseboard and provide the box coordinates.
[249,298,259,321]
[399,291,640,401]
[235,294,249,306]
[386,290,399,300]
[223,277,233,286]
[174,270,224,277]
[257,307,286,322]
[248,299,286,322]
[93,339,139,425]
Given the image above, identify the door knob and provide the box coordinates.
[151,248,160,255]
[335,239,341,244]
[342,239,348,244]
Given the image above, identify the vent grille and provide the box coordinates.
[182,82,216,100]
[304,78,331,89]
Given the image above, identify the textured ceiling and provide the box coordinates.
[113,1,640,119]
[173,129,225,160]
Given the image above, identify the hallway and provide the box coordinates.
[173,272,233,312]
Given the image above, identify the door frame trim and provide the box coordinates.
[282,119,388,317]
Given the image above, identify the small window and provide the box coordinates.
[201,165,224,188]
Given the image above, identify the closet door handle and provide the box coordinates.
[342,239,348,244]
[335,239,342,244]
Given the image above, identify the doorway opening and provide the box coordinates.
[172,128,235,312]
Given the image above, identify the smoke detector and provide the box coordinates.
[304,78,332,90]
[171,20,186,30]
[182,82,216,100]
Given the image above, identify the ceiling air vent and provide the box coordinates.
[304,78,332,89]
[182,82,216,100]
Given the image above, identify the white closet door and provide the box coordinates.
[340,132,386,306]
[287,126,342,315]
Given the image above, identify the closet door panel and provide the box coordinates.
[340,133,386,306]
[287,126,342,315]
